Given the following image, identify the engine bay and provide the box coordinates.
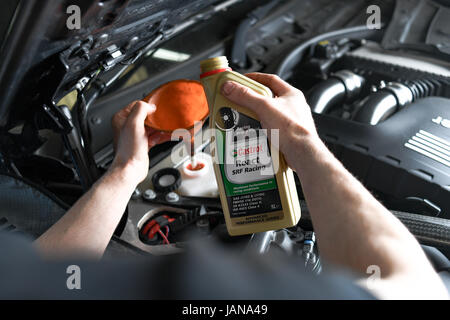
[0,0,449,274]
[88,1,450,268]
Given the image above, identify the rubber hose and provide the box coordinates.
[308,78,346,114]
[391,211,450,248]
[299,200,450,249]
[276,25,383,79]
[353,91,398,125]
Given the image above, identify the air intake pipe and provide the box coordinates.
[353,79,439,125]
[308,70,365,114]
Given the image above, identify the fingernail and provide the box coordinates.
[222,81,235,95]
[148,103,156,111]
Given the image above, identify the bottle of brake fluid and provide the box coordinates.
[200,56,301,236]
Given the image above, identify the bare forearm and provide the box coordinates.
[291,136,436,276]
[34,167,136,258]
[290,136,448,298]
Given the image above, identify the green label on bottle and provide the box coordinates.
[215,107,283,218]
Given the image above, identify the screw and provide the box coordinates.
[142,189,156,200]
[90,117,102,125]
[165,192,179,203]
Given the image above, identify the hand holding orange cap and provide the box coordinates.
[143,79,209,132]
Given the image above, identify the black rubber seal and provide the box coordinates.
[151,167,181,193]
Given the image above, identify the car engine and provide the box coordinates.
[0,0,449,274]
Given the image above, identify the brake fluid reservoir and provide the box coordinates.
[178,152,219,198]
[200,56,301,236]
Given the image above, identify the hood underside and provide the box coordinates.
[0,0,229,128]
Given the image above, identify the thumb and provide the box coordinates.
[126,101,156,129]
[221,81,270,113]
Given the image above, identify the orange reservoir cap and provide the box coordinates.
[143,79,209,132]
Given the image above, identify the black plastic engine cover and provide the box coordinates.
[314,97,450,218]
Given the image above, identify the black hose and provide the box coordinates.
[230,0,280,69]
[391,211,450,249]
[299,200,450,249]
[308,79,346,114]
[353,91,398,125]
[276,24,384,79]
[308,70,365,114]
[231,18,255,69]
[422,245,450,272]
[353,79,440,125]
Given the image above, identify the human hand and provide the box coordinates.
[110,101,171,185]
[221,73,320,167]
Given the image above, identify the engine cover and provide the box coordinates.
[314,97,450,218]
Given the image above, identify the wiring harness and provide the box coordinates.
[139,207,224,245]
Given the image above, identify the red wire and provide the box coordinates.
[158,229,170,244]
[165,226,169,237]
[142,220,156,236]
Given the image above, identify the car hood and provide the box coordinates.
[0,0,232,128]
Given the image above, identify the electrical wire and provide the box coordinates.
[158,229,170,244]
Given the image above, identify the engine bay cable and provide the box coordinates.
[276,24,384,79]
[158,228,170,244]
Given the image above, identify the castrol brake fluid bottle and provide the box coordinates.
[200,56,301,236]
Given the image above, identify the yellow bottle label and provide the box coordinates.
[200,57,301,235]
[215,107,285,225]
